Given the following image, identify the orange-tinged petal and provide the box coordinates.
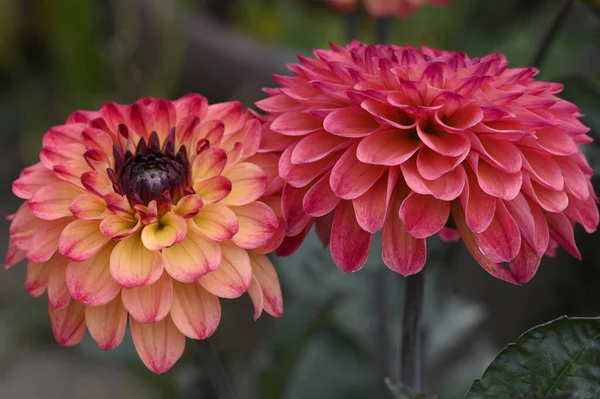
[130,315,185,374]
[59,219,110,261]
[26,217,73,263]
[230,202,278,249]
[12,162,58,199]
[249,252,283,317]
[330,201,373,273]
[9,203,40,250]
[5,240,26,270]
[220,163,268,206]
[85,295,127,350]
[193,176,232,204]
[192,203,239,242]
[104,192,133,217]
[28,182,82,220]
[48,258,71,309]
[247,277,264,321]
[170,281,221,339]
[109,232,164,288]
[100,213,140,239]
[172,194,203,219]
[162,226,221,283]
[141,212,187,251]
[81,170,113,197]
[122,272,172,323]
[69,193,107,220]
[25,260,51,297]
[199,241,252,298]
[66,243,120,307]
[49,300,87,347]
[192,147,227,180]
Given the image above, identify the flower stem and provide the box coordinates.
[531,0,575,69]
[400,272,424,391]
[375,17,391,44]
[195,338,236,399]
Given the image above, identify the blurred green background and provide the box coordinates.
[1,0,600,398]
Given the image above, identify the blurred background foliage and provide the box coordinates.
[0,0,599,398]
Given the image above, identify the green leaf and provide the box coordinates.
[466,316,600,399]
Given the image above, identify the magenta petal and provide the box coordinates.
[504,193,549,257]
[473,200,521,263]
[271,111,322,136]
[400,193,449,239]
[545,210,581,259]
[356,128,422,166]
[291,131,352,164]
[281,184,313,236]
[382,196,426,276]
[330,201,373,272]
[330,144,386,200]
[323,106,379,138]
[474,156,522,200]
[352,176,388,234]
[508,241,541,284]
[303,172,340,217]
[459,168,496,233]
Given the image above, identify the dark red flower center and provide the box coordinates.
[108,126,191,206]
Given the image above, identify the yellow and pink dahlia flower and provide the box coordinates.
[328,0,451,17]
[257,41,598,284]
[6,94,284,373]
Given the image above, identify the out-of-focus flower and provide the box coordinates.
[328,0,451,17]
[257,41,598,284]
[5,95,284,374]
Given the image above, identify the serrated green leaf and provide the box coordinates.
[466,316,600,399]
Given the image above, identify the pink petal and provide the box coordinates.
[459,168,496,233]
[220,163,268,206]
[279,143,339,188]
[25,260,51,297]
[199,241,252,298]
[192,203,239,242]
[352,175,389,233]
[28,182,82,220]
[323,106,379,138]
[191,148,227,180]
[230,202,279,249]
[504,193,549,256]
[402,158,466,201]
[162,227,221,283]
[26,218,73,263]
[302,172,341,217]
[473,200,521,263]
[193,176,232,205]
[471,135,522,173]
[382,195,427,276]
[47,258,71,309]
[12,163,58,199]
[122,272,172,323]
[249,252,283,318]
[416,147,465,180]
[291,130,352,164]
[520,148,564,191]
[49,300,87,347]
[85,296,127,350]
[356,128,422,166]
[330,201,373,272]
[170,281,221,339]
[59,219,109,261]
[9,203,41,250]
[416,123,469,157]
[508,242,541,285]
[400,193,449,239]
[271,111,322,136]
[545,210,580,259]
[275,220,314,256]
[557,157,590,200]
[473,156,522,200]
[130,315,185,374]
[69,193,107,220]
[282,184,313,236]
[247,277,264,321]
[330,144,385,200]
[66,243,120,307]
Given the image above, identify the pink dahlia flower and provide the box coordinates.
[328,0,451,17]
[5,95,284,374]
[256,41,598,284]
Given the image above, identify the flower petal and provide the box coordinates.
[100,214,141,240]
[26,218,73,263]
[69,193,107,220]
[220,163,268,206]
[122,272,173,323]
[247,277,264,321]
[230,202,279,249]
[357,128,422,166]
[352,175,390,234]
[193,176,232,204]
[302,171,341,218]
[12,163,58,199]
[400,193,449,239]
[109,232,164,288]
[473,200,521,263]
[249,251,283,318]
[330,201,373,272]
[459,168,496,233]
[49,300,87,347]
[474,156,522,200]
[130,315,185,374]
[66,243,120,306]
[323,106,379,138]
[199,242,252,298]
[172,195,203,219]
[504,193,549,257]
[162,226,221,283]
[47,258,71,309]
[192,148,227,180]
[330,144,385,200]
[28,182,82,220]
[170,281,221,339]
[508,242,541,285]
[382,195,427,276]
[59,219,110,261]
[291,131,352,164]
[282,183,313,235]
[85,296,128,350]
[25,260,51,297]
[9,203,41,250]
[141,212,187,250]
[192,203,239,242]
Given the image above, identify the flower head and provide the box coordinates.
[6,95,284,373]
[257,41,598,284]
[328,0,452,17]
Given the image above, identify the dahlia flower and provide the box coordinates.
[256,41,598,284]
[328,0,451,17]
[5,95,284,373]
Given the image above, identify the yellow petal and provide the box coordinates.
[170,281,221,339]
[85,295,127,350]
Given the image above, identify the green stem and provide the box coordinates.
[400,272,425,391]
[531,0,575,69]
[195,338,236,399]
